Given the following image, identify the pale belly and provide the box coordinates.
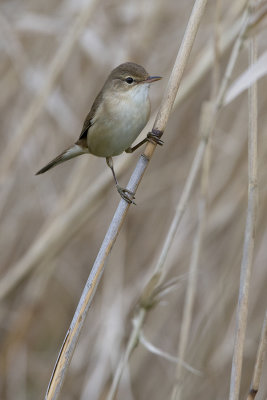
[87,88,150,157]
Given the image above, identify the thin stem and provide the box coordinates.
[152,0,208,133]
[154,132,208,280]
[217,4,249,109]
[229,3,258,399]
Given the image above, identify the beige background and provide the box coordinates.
[0,0,267,399]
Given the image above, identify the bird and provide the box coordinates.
[36,62,162,203]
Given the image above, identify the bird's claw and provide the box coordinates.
[117,186,136,205]
[147,130,164,146]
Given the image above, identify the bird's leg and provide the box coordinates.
[125,138,148,153]
[106,157,135,204]
[125,128,163,153]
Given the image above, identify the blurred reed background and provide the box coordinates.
[0,0,267,399]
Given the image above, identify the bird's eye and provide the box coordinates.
[125,77,134,84]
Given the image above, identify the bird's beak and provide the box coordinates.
[145,76,162,83]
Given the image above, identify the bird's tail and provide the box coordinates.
[36,144,88,175]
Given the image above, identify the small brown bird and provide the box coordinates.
[36,62,162,203]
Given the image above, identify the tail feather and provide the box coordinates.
[36,144,88,175]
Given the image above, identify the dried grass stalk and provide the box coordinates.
[229,3,258,399]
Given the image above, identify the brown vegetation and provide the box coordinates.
[1,0,267,399]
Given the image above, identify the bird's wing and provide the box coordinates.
[77,90,104,142]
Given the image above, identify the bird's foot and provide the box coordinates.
[116,185,136,205]
[147,129,164,146]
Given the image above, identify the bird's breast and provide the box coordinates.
[87,85,150,157]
